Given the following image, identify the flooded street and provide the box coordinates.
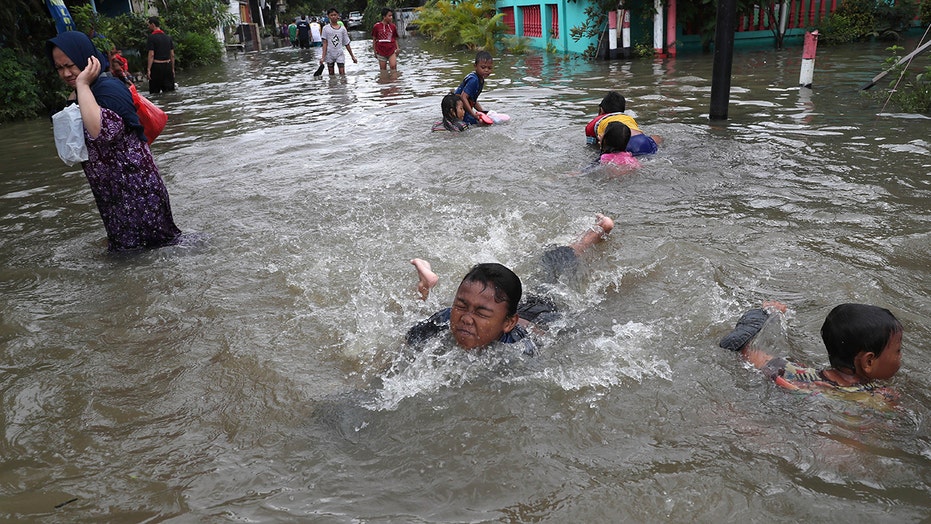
[1,34,930,521]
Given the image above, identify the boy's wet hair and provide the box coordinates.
[461,263,522,317]
[327,7,339,15]
[821,303,903,371]
[148,16,161,27]
[600,91,626,113]
[474,50,493,64]
[601,122,631,154]
[381,7,393,17]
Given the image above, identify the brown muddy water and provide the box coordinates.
[1,33,930,522]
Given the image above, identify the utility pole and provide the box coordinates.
[709,0,737,121]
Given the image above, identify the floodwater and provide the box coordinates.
[1,33,930,522]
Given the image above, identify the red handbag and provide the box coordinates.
[128,84,168,144]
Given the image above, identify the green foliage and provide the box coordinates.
[819,0,919,45]
[872,0,919,38]
[568,1,610,44]
[0,0,52,53]
[0,0,73,121]
[865,45,931,113]
[634,42,655,58]
[282,0,367,24]
[70,4,115,53]
[0,48,45,120]
[922,0,931,26]
[281,0,322,21]
[160,0,236,36]
[819,13,874,44]
[416,0,506,51]
[174,31,224,67]
[501,36,531,54]
[675,0,717,51]
[69,0,231,69]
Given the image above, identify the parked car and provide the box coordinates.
[347,11,363,29]
[398,7,419,31]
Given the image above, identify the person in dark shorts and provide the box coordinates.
[296,16,311,49]
[146,17,175,94]
[407,214,615,355]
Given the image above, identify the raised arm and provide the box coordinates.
[75,56,103,138]
[411,258,439,300]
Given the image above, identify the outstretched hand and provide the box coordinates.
[475,112,494,125]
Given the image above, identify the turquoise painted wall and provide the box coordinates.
[496,0,599,55]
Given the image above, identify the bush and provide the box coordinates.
[866,45,931,113]
[0,48,45,121]
[819,0,919,44]
[873,0,919,37]
[818,0,875,44]
[416,0,505,51]
[70,0,231,70]
[174,31,223,68]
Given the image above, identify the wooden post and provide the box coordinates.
[653,0,664,57]
[799,30,819,88]
[608,10,618,59]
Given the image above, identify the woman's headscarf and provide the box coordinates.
[47,31,146,142]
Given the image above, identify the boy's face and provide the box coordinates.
[449,280,517,350]
[455,101,465,120]
[863,331,902,380]
[475,59,493,79]
[383,11,393,22]
[328,11,340,24]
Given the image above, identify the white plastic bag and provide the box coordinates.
[52,104,88,166]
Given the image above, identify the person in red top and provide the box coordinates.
[371,8,400,71]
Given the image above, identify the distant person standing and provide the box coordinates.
[372,8,400,71]
[296,16,311,49]
[309,17,323,47]
[146,16,175,94]
[288,19,298,48]
[319,8,357,75]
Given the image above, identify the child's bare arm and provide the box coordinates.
[411,258,438,301]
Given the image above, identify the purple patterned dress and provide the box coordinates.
[82,107,181,250]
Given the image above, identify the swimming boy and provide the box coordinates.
[455,50,494,126]
[585,91,662,156]
[407,214,615,354]
[319,8,357,75]
[720,301,903,401]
